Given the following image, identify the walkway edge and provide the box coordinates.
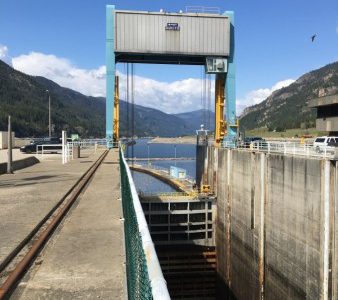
[121,151,171,300]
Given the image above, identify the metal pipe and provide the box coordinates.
[322,160,330,300]
[259,153,266,300]
[46,90,51,139]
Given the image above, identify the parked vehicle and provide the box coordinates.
[313,136,338,153]
[20,138,62,153]
[243,136,266,148]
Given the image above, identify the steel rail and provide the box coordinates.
[0,150,105,273]
[0,149,109,299]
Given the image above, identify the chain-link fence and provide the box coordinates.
[119,148,170,300]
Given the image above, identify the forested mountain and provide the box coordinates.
[174,109,215,132]
[240,61,338,131]
[0,60,105,137]
[0,60,204,137]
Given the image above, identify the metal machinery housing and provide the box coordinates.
[106,6,237,147]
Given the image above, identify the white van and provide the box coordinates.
[313,136,338,153]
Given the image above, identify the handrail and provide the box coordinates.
[223,140,336,158]
[120,149,171,300]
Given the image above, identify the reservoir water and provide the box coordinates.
[127,139,196,193]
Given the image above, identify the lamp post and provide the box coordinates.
[174,144,177,166]
[7,115,12,174]
[46,90,51,138]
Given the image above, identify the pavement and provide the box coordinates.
[0,149,101,264]
[0,149,126,299]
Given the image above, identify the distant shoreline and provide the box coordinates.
[149,136,196,144]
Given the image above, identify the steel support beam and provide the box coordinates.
[215,74,226,146]
[113,75,119,145]
[106,5,115,148]
[224,11,237,144]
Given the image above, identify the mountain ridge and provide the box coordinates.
[0,60,209,137]
[240,61,338,131]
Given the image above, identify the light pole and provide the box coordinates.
[7,115,12,174]
[46,90,51,138]
[174,144,177,166]
[147,144,150,166]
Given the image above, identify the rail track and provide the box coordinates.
[0,149,109,299]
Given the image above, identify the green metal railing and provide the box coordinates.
[119,148,170,300]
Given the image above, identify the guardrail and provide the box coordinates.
[36,144,62,157]
[223,141,336,159]
[138,191,190,198]
[62,139,109,163]
[120,148,171,300]
[185,5,220,14]
[33,139,111,163]
[76,139,107,146]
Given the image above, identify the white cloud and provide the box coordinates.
[0,45,8,59]
[10,48,295,116]
[237,79,295,115]
[12,51,211,113]
[118,74,210,113]
[0,45,11,65]
[12,52,106,97]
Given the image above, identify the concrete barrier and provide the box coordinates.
[0,156,40,175]
[197,145,338,299]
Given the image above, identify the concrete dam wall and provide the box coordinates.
[196,146,338,300]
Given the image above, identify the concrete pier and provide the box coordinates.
[197,146,338,300]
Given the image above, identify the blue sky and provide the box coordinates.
[1,0,338,113]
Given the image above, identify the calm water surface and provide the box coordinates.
[131,171,176,194]
[125,138,196,158]
[128,139,196,193]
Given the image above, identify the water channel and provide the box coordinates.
[126,138,196,193]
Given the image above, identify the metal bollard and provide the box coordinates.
[73,145,81,159]
[334,148,338,160]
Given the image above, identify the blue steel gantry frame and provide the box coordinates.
[106,5,115,148]
[224,11,237,143]
[106,6,236,148]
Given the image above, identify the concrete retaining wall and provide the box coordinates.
[0,131,15,149]
[0,156,40,174]
[197,146,338,300]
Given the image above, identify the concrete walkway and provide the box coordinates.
[0,150,103,264]
[12,149,126,299]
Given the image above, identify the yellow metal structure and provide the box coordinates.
[215,74,226,146]
[201,184,211,193]
[113,75,119,143]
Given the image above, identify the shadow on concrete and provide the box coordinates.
[0,157,40,175]
[25,175,57,181]
[0,175,74,188]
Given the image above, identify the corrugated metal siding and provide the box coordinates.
[115,11,230,56]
